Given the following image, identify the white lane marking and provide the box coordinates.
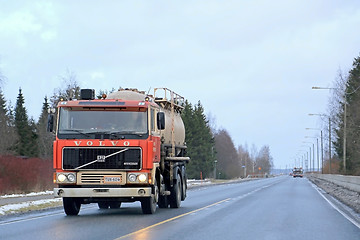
[310,180,360,229]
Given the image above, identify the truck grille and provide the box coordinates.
[63,147,141,170]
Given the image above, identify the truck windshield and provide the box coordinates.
[58,108,148,136]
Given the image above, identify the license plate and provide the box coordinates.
[104,176,122,183]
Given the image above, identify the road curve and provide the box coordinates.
[0,176,359,240]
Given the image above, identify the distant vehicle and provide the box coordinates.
[292,167,303,178]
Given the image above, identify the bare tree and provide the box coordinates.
[50,69,81,108]
[206,111,217,135]
[0,72,17,155]
[255,145,273,174]
[214,129,241,179]
[238,144,253,178]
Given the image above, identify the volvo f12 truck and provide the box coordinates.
[49,88,190,215]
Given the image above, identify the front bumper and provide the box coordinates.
[54,187,152,198]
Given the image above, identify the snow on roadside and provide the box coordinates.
[0,198,62,215]
[187,179,212,187]
[0,190,53,199]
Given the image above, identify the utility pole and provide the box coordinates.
[343,103,347,172]
[316,138,319,172]
[321,130,323,173]
[329,117,331,174]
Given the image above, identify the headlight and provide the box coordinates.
[138,174,147,183]
[67,173,76,182]
[128,174,137,182]
[57,174,67,183]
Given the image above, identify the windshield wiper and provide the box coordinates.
[83,130,112,135]
[60,129,91,137]
[75,148,129,170]
[110,131,147,136]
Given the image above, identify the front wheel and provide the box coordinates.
[141,179,158,214]
[63,197,81,216]
[109,202,121,209]
[98,202,109,209]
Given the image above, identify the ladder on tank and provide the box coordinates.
[154,88,184,157]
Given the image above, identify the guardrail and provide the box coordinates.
[310,173,360,192]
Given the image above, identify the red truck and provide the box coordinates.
[49,88,190,215]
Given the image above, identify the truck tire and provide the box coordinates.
[181,167,187,201]
[109,202,121,209]
[63,197,81,216]
[141,179,158,214]
[158,176,169,208]
[98,202,109,209]
[158,195,169,208]
[169,173,182,208]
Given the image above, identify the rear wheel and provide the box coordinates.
[169,173,182,208]
[158,195,169,208]
[63,197,81,216]
[181,172,187,201]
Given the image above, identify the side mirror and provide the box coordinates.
[157,112,165,130]
[47,114,54,132]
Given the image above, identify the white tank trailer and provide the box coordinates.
[107,88,186,154]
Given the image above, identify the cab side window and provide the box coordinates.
[150,108,155,132]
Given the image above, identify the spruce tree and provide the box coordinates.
[0,89,14,154]
[14,88,39,157]
[37,96,53,159]
[182,101,216,179]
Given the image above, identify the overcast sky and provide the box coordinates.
[1,1,360,169]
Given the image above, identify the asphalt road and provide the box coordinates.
[1,176,359,240]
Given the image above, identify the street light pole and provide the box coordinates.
[303,142,313,172]
[312,143,315,172]
[312,86,348,173]
[316,139,319,172]
[306,128,324,173]
[307,152,309,171]
[214,160,217,179]
[320,130,323,173]
[329,117,332,174]
[343,102,347,171]
[305,136,319,172]
[308,113,331,174]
